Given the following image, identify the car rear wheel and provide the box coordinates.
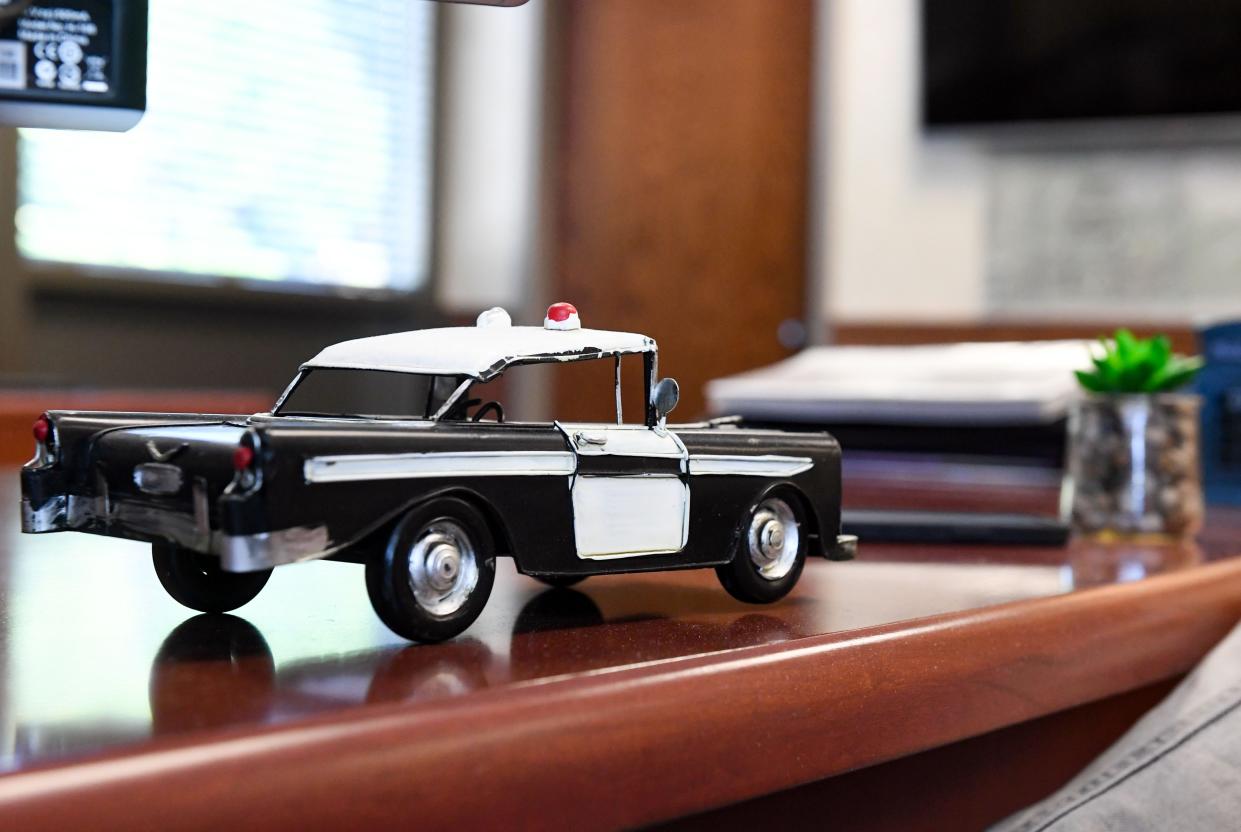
[152,542,272,613]
[366,498,496,643]
[716,490,807,604]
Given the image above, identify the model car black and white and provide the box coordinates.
[21,303,854,642]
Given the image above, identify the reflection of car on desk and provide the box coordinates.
[146,593,798,732]
[21,303,855,642]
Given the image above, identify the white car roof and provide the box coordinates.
[303,325,656,380]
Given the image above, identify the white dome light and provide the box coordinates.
[476,307,512,328]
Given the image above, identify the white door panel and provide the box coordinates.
[556,422,690,559]
[572,475,689,558]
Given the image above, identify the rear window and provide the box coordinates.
[276,369,460,419]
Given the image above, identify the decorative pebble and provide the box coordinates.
[1068,395,1204,537]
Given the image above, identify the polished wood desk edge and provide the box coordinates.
[3,559,1241,831]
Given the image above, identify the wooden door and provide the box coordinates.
[549,0,815,419]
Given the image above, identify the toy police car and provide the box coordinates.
[21,303,854,642]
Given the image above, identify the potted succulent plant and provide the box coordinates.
[1068,330,1204,538]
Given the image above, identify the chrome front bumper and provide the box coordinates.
[829,534,859,561]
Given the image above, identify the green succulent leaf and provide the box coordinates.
[1144,356,1204,392]
[1114,328,1137,363]
[1075,370,1109,392]
[1075,330,1202,394]
[1090,340,1121,387]
[1149,335,1171,368]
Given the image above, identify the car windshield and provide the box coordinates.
[275,369,462,419]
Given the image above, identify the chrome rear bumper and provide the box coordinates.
[22,493,330,573]
[220,525,332,572]
[21,496,67,533]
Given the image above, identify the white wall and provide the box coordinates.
[815,0,987,323]
[435,0,545,315]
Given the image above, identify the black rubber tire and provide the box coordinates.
[715,488,808,604]
[152,542,272,613]
[366,498,496,643]
[533,574,587,589]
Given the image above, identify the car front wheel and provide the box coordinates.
[152,542,272,613]
[716,490,807,604]
[366,498,496,643]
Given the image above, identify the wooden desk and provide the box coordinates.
[0,467,1239,830]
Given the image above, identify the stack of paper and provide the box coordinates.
[706,341,1097,425]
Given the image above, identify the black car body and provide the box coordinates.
[21,305,853,642]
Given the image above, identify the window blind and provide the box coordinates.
[16,0,436,292]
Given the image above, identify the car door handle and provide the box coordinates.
[574,431,608,447]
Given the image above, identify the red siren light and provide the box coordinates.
[544,302,581,331]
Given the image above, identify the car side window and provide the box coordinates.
[452,357,647,424]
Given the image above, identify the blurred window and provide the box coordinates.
[15,0,436,293]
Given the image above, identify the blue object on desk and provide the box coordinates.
[1198,323,1241,505]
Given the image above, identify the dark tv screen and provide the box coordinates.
[923,0,1241,127]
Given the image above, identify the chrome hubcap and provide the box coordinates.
[407,519,479,616]
[748,498,800,581]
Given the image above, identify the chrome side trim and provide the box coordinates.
[221,525,332,572]
[686,454,813,477]
[21,496,66,533]
[304,451,577,484]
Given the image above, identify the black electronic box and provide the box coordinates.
[0,0,146,131]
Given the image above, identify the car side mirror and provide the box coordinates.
[652,377,680,422]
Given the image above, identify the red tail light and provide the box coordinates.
[232,445,255,472]
[33,414,51,444]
